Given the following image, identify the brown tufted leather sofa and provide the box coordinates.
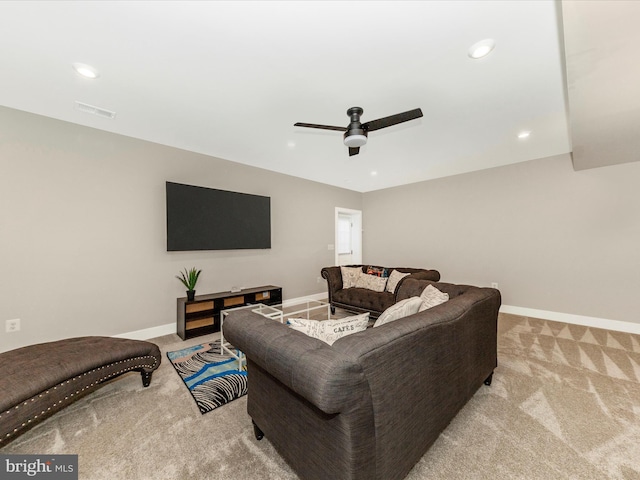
[321,265,441,318]
[0,336,161,446]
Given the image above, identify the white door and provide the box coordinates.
[337,213,353,265]
[335,208,362,266]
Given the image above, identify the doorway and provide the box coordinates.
[335,207,362,266]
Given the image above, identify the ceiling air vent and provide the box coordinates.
[75,101,116,119]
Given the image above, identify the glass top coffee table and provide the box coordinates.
[220,299,331,368]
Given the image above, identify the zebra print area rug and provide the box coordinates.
[167,339,247,414]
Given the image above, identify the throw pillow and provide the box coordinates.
[366,266,389,278]
[385,269,410,293]
[288,313,370,345]
[355,273,387,292]
[340,266,362,289]
[373,296,423,327]
[419,285,449,311]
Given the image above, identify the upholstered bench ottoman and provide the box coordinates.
[0,336,161,446]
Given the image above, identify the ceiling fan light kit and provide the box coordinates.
[344,133,367,148]
[295,106,423,156]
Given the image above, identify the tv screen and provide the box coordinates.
[166,182,271,251]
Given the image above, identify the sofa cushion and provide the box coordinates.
[355,273,387,292]
[419,284,449,311]
[341,266,362,289]
[288,313,370,345]
[373,296,423,327]
[385,269,411,293]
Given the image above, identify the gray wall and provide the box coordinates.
[362,153,640,325]
[3,105,638,353]
[0,107,362,352]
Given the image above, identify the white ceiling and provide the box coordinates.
[0,1,573,192]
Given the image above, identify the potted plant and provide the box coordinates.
[176,267,201,301]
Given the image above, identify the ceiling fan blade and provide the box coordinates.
[362,108,423,132]
[349,147,360,156]
[294,122,346,132]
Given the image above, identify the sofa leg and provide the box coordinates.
[253,420,264,441]
[484,372,493,386]
[141,371,153,387]
[330,306,336,315]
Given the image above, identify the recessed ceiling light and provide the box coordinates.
[371,171,378,176]
[72,63,100,79]
[287,141,296,148]
[517,131,531,139]
[468,39,496,59]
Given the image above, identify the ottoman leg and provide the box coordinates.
[141,371,153,387]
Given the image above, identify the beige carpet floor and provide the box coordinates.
[2,312,640,479]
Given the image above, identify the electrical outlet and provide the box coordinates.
[491,283,499,289]
[317,276,324,283]
[6,318,20,333]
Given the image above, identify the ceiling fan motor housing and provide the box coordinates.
[344,107,368,146]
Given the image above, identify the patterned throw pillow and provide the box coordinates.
[385,269,411,293]
[288,313,370,345]
[354,273,387,292]
[373,296,423,327]
[366,266,389,277]
[340,266,362,289]
[419,285,449,311]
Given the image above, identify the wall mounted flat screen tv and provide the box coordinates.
[166,181,271,251]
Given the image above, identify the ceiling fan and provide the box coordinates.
[294,107,423,156]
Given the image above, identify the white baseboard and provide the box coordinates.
[113,323,176,341]
[500,305,640,335]
[281,292,327,305]
[113,292,330,341]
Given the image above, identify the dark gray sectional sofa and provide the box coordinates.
[321,265,441,318]
[224,278,501,480]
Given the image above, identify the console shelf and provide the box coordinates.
[177,285,282,340]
